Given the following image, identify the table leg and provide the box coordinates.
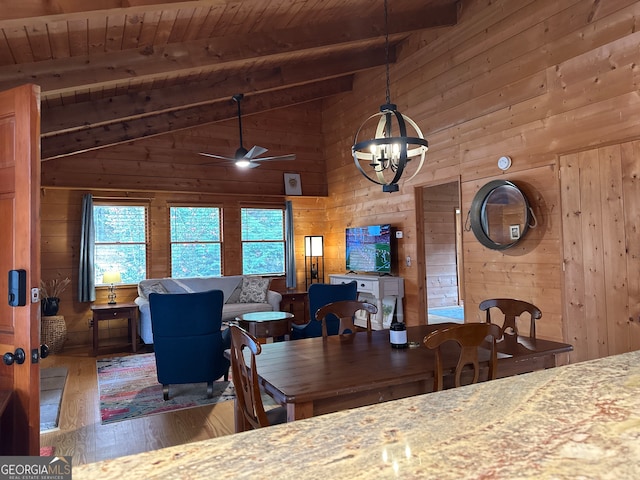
[130,314,138,353]
[92,315,98,356]
[287,401,314,422]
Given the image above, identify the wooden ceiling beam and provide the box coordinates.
[41,76,353,160]
[0,7,456,95]
[41,45,392,135]
[0,1,241,22]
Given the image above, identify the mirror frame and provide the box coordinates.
[469,180,532,250]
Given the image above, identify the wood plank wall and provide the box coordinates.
[41,102,327,197]
[322,0,640,356]
[560,141,640,362]
[40,189,324,349]
[40,0,640,361]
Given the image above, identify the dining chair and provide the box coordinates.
[290,281,358,339]
[423,322,502,391]
[479,298,541,339]
[149,289,230,401]
[315,300,377,342]
[229,325,287,431]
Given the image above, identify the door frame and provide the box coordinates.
[414,176,463,324]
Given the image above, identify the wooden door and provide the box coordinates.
[560,142,640,363]
[0,84,41,455]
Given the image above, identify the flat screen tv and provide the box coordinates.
[345,224,393,274]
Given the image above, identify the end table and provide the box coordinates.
[91,302,138,356]
[279,290,309,325]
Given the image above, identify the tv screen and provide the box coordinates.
[345,224,392,274]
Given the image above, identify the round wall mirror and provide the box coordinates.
[470,180,532,250]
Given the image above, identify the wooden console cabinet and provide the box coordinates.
[329,274,404,330]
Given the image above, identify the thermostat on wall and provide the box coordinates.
[498,156,512,171]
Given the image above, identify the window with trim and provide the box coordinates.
[170,206,222,277]
[241,207,285,275]
[94,204,148,285]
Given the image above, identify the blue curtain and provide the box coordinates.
[78,193,96,302]
[285,200,296,289]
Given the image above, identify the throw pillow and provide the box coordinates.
[239,277,270,303]
[141,282,169,299]
[226,282,243,304]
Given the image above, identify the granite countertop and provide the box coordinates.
[75,350,640,479]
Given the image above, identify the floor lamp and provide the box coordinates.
[305,236,324,289]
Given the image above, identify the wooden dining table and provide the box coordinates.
[240,323,572,429]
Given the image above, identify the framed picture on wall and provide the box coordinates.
[284,173,302,195]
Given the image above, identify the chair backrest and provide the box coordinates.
[229,325,271,430]
[478,298,541,339]
[149,289,229,385]
[424,322,502,391]
[305,281,358,338]
[315,300,377,341]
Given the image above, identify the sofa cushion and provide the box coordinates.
[239,277,270,303]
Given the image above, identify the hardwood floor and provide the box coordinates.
[40,347,235,466]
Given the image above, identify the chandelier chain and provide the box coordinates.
[384,0,391,105]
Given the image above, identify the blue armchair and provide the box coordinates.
[149,289,230,400]
[290,281,358,339]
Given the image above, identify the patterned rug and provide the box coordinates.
[97,353,235,424]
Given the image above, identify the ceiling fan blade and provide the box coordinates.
[246,161,261,169]
[245,145,268,159]
[253,154,297,162]
[199,152,234,161]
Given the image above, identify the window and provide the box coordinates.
[170,206,222,277]
[94,204,147,285]
[241,207,285,275]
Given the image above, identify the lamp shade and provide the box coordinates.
[102,271,122,284]
[304,236,323,257]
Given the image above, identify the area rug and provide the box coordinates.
[40,366,68,432]
[40,446,55,456]
[97,353,235,424]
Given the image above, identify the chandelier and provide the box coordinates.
[351,0,429,193]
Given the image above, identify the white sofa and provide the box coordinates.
[135,275,282,345]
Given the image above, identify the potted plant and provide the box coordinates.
[40,277,71,316]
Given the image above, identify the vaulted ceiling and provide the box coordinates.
[0,0,458,160]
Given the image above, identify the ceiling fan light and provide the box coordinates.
[235,159,251,168]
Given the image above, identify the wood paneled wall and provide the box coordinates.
[322,0,640,356]
[41,103,327,197]
[560,141,640,362]
[40,0,640,361]
[41,189,322,348]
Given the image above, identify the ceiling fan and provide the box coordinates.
[199,93,296,168]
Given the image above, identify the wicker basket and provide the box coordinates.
[41,315,67,354]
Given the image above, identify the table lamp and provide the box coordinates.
[103,271,122,304]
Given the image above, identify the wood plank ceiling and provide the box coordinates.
[0,0,458,160]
